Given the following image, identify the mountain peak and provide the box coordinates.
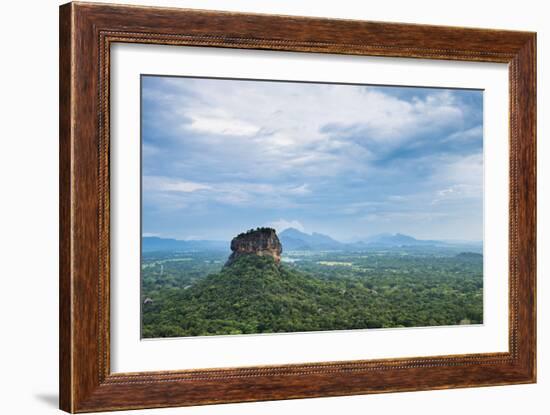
[279,228,343,250]
[279,227,305,236]
[225,228,282,266]
[363,233,418,246]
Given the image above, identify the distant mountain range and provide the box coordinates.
[142,236,227,252]
[352,232,454,248]
[279,228,480,251]
[142,229,481,253]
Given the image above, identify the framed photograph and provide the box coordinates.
[59,2,536,412]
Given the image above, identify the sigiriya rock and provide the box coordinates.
[225,227,282,266]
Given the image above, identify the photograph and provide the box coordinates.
[140,75,484,338]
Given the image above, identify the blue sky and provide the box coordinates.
[141,76,483,242]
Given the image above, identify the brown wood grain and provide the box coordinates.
[59,2,537,412]
[59,3,73,411]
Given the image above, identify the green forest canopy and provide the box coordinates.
[142,252,483,338]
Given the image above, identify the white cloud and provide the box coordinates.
[189,114,259,136]
[362,211,450,222]
[148,78,469,180]
[432,184,482,204]
[267,219,305,233]
[142,232,161,237]
[444,125,483,143]
[287,184,310,195]
[143,176,310,209]
[429,153,483,205]
[340,201,383,215]
[388,195,407,201]
[212,182,310,207]
[143,176,212,193]
[443,153,483,185]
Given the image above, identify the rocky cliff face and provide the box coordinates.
[225,228,282,266]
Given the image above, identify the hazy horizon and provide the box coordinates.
[142,76,483,242]
[142,227,482,244]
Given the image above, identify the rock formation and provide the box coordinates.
[225,227,282,266]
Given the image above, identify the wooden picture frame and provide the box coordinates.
[59,2,536,412]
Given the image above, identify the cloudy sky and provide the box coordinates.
[141,75,483,242]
